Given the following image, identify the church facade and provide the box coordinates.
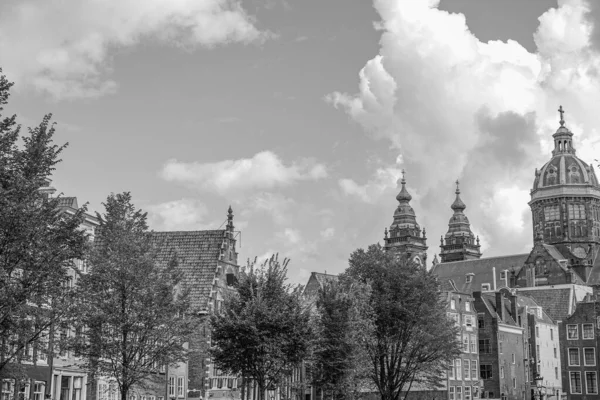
[424,108,600,400]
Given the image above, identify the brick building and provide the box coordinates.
[446,290,481,400]
[559,299,599,399]
[474,291,526,400]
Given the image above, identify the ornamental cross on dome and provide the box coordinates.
[558,105,565,127]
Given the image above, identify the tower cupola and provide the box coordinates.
[383,170,428,266]
[440,180,482,263]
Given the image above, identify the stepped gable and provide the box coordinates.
[150,230,226,312]
[432,253,529,293]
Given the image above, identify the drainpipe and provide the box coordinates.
[493,267,497,291]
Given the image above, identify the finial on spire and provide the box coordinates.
[455,179,460,194]
[440,235,444,245]
[384,227,388,239]
[401,169,406,183]
[423,227,426,238]
[558,105,565,127]
[477,235,480,245]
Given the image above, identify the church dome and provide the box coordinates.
[531,106,600,201]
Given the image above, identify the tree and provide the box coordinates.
[310,278,374,400]
[210,255,312,400]
[74,193,198,400]
[343,244,461,400]
[0,68,89,377]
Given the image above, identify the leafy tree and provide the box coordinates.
[0,68,89,377]
[310,278,373,400]
[74,193,198,400]
[210,255,312,400]
[343,244,461,400]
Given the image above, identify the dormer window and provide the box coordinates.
[466,274,473,283]
[481,283,491,291]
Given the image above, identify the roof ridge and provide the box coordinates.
[441,253,529,265]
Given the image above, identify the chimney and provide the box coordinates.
[495,291,504,322]
[509,292,518,323]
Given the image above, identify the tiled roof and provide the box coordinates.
[150,230,225,312]
[56,196,78,208]
[432,254,529,293]
[313,272,338,286]
[516,287,573,322]
[515,294,555,324]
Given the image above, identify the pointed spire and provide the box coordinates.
[226,205,234,234]
[396,169,412,202]
[451,179,466,211]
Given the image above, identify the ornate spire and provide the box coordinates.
[226,205,234,235]
[552,104,575,155]
[440,180,481,263]
[396,169,412,202]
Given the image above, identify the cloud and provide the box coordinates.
[147,198,212,231]
[0,0,270,99]
[241,192,295,225]
[320,227,335,240]
[339,166,403,204]
[328,0,600,261]
[162,151,327,195]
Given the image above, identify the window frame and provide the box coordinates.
[567,324,579,340]
[176,377,184,398]
[583,323,594,340]
[571,371,583,394]
[584,347,596,366]
[464,359,470,380]
[586,371,598,395]
[480,364,492,380]
[568,348,580,366]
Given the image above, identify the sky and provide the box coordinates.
[2,0,600,285]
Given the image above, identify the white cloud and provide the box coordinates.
[278,228,302,245]
[0,0,270,99]
[162,151,327,195]
[339,166,403,204]
[320,227,335,240]
[329,0,600,260]
[241,192,295,225]
[147,198,212,231]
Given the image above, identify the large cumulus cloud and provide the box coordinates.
[330,0,600,261]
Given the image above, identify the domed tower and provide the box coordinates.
[439,180,482,263]
[529,106,600,277]
[383,170,428,267]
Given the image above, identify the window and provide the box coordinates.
[550,328,554,340]
[567,324,579,340]
[587,372,598,394]
[569,348,580,366]
[33,383,44,400]
[470,335,476,353]
[449,387,455,400]
[583,324,594,339]
[471,360,477,381]
[480,364,492,380]
[98,383,108,400]
[584,348,596,366]
[555,367,559,380]
[455,359,462,380]
[463,335,469,352]
[512,353,515,364]
[464,359,470,380]
[465,301,471,312]
[536,326,539,338]
[168,377,175,397]
[478,315,485,329]
[464,315,474,328]
[554,347,557,358]
[464,386,471,400]
[499,341,503,354]
[449,362,455,379]
[571,372,582,394]
[500,366,504,379]
[479,339,491,354]
[537,345,540,357]
[177,377,184,397]
[481,283,491,291]
[451,299,456,310]
[2,381,13,400]
[72,377,82,400]
[227,378,234,389]
[512,378,516,389]
[456,386,462,400]
[466,275,473,284]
